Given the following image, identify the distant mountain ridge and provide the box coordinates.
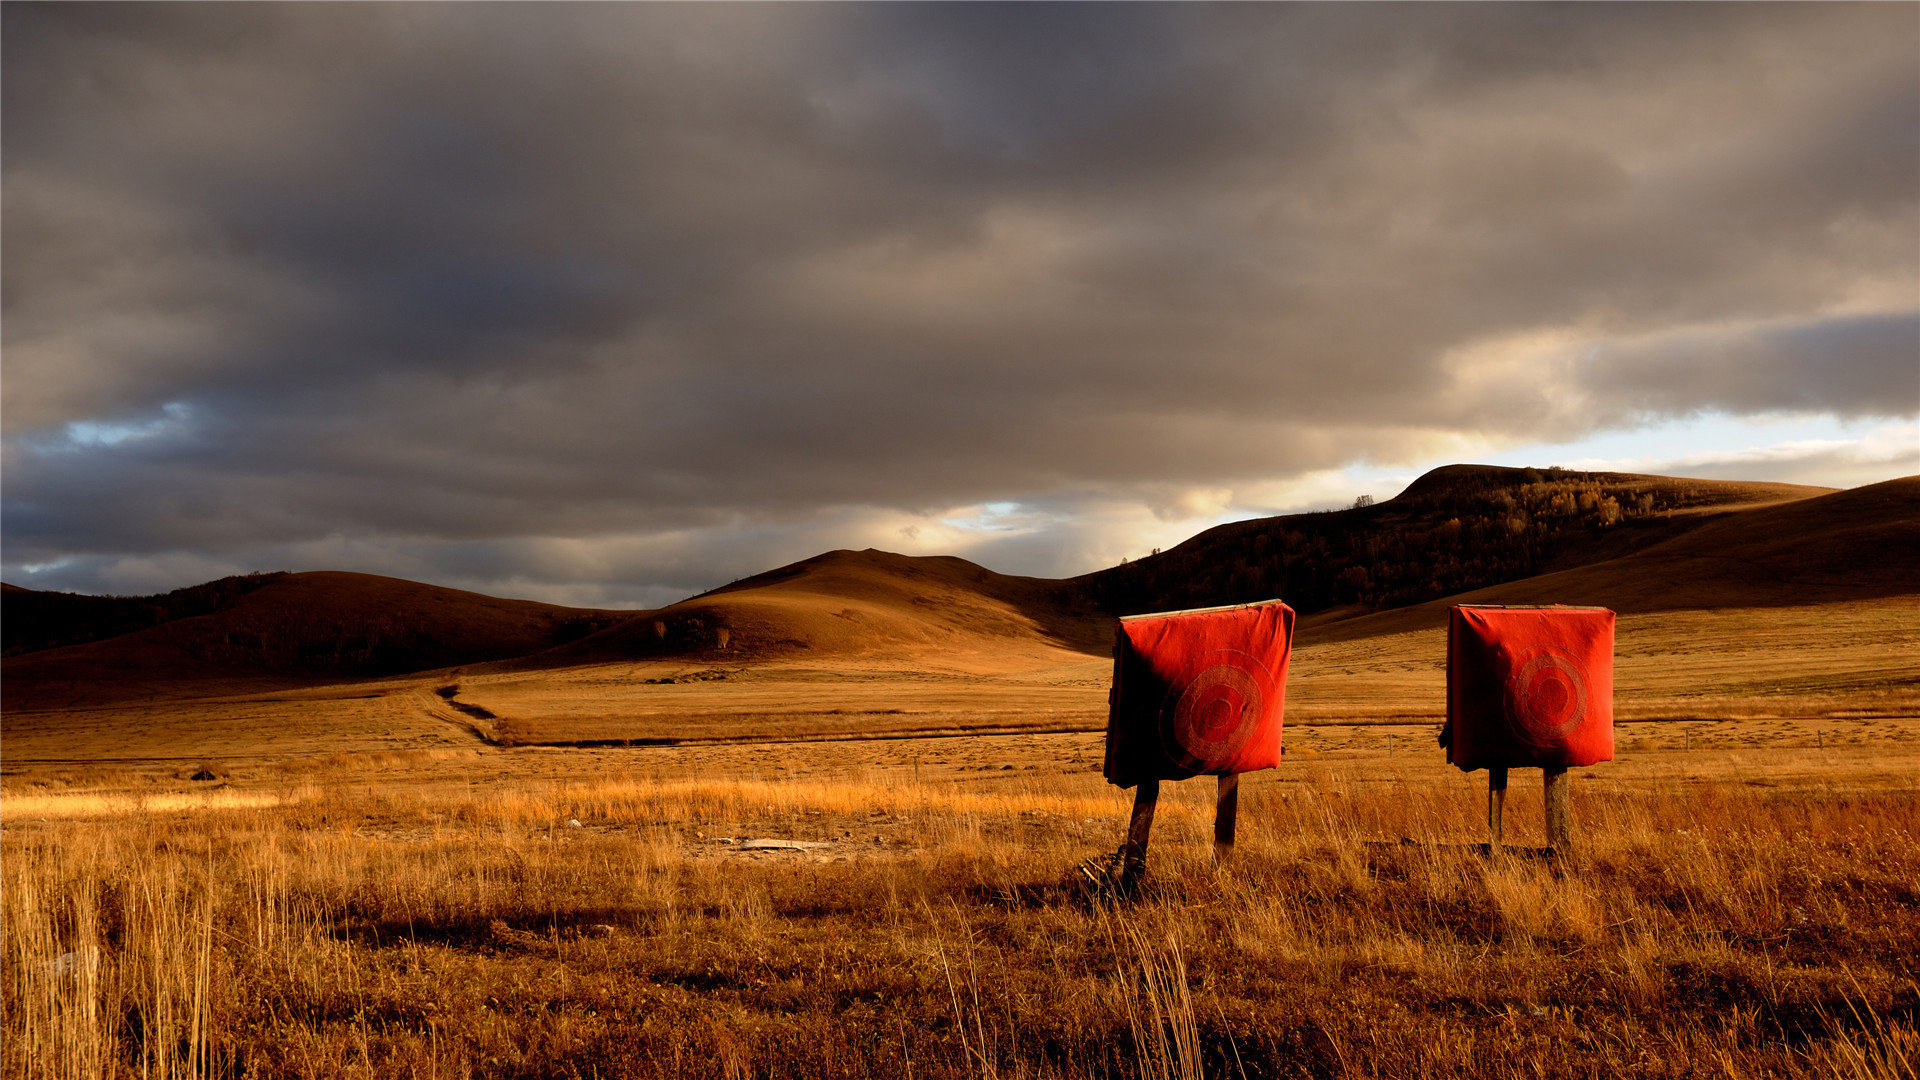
[5,467,1910,709]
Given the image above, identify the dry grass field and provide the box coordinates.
[6,627,1917,1080]
[5,472,1916,1077]
[5,733,1918,1079]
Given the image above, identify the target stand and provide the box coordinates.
[1485,765,1575,852]
[1107,771,1243,893]
[1096,600,1294,894]
[1446,605,1614,855]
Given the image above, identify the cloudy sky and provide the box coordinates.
[5,3,1916,608]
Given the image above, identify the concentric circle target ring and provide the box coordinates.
[1159,651,1273,773]
[1504,646,1590,748]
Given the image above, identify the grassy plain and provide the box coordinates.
[7,715,1920,1078]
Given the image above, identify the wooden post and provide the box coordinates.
[1120,779,1160,892]
[1488,766,1508,848]
[1544,766,1572,852]
[1214,773,1240,863]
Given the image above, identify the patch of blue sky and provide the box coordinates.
[12,558,76,576]
[941,500,1030,532]
[56,402,191,449]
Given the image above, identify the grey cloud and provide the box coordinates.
[4,3,1916,602]
[1579,313,1920,420]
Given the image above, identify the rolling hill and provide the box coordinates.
[2,467,1908,718]
[3,467,1913,759]
[3,573,292,657]
[514,548,1111,670]
[0,571,629,709]
[1300,474,1920,641]
[1279,475,1920,728]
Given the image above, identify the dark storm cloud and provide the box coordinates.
[4,3,1915,602]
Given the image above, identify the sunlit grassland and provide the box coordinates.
[6,746,1917,1079]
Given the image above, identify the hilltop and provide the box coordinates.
[1077,465,1832,617]
[507,548,1110,670]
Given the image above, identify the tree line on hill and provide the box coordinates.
[1079,469,1734,617]
[1,572,290,657]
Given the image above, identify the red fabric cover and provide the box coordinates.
[1446,605,1615,771]
[1103,600,1295,788]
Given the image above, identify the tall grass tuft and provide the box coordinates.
[1106,910,1203,1080]
[5,831,221,1079]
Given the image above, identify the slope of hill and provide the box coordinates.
[1303,474,1920,642]
[518,548,1111,670]
[1078,465,1833,617]
[1,572,629,708]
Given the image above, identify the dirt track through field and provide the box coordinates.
[413,687,501,745]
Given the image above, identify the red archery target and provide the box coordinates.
[1447,605,1614,772]
[1161,650,1273,772]
[1104,600,1294,788]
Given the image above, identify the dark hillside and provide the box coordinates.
[2,572,631,708]
[2,574,290,656]
[1077,466,1830,617]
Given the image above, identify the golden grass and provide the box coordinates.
[458,657,1110,747]
[0,789,292,820]
[0,685,470,765]
[5,743,1916,1079]
[5,584,1914,1076]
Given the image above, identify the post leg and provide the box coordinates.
[1544,767,1572,853]
[1120,779,1159,893]
[1488,767,1508,849]
[1214,773,1240,863]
